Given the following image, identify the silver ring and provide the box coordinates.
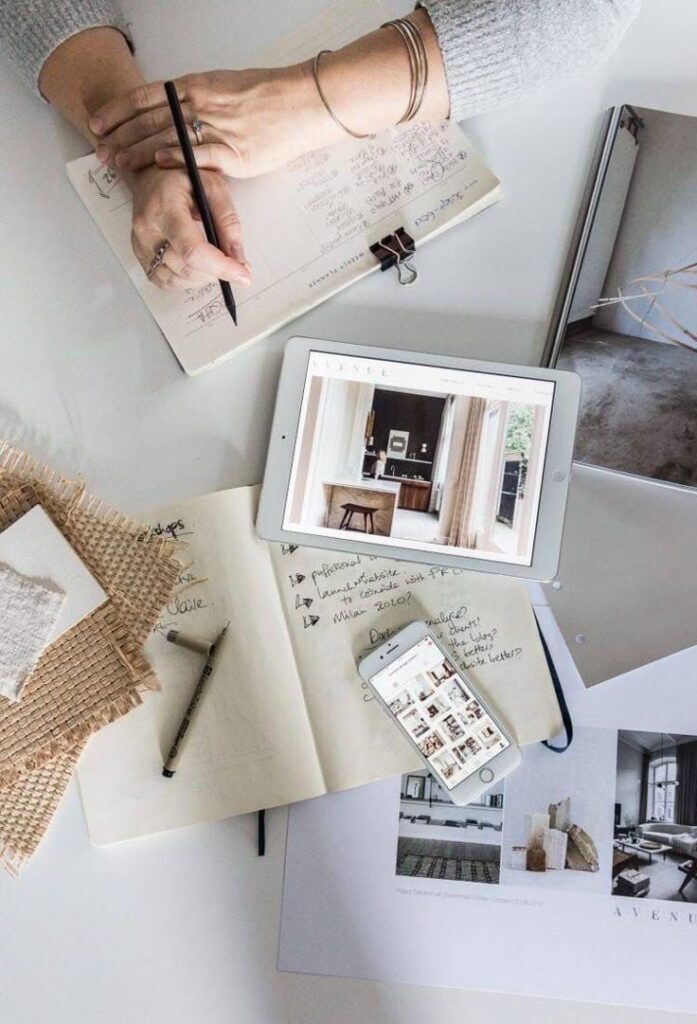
[146,240,170,279]
[192,118,204,146]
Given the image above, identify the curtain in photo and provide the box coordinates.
[675,741,697,826]
[639,751,650,822]
[429,396,454,513]
[442,397,487,548]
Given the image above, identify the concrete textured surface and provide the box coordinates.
[557,327,697,486]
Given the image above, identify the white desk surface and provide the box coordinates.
[1,1,695,1021]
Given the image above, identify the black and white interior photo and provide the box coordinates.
[613,730,697,901]
[395,769,503,883]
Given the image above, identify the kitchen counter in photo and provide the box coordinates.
[322,478,401,535]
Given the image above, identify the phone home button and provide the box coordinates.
[479,767,494,784]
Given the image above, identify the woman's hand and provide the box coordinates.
[89,11,449,181]
[90,66,338,179]
[127,165,251,289]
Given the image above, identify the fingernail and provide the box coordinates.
[230,242,249,266]
[115,152,131,169]
[236,269,252,286]
[90,115,103,133]
[95,144,109,163]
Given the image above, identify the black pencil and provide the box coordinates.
[164,80,237,325]
[258,809,266,857]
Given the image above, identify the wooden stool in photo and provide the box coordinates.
[339,503,377,533]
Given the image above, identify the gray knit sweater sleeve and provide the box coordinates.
[0,0,131,95]
[420,0,640,120]
[1,0,639,112]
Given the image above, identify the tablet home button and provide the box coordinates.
[479,767,494,784]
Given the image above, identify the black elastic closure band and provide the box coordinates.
[534,611,574,753]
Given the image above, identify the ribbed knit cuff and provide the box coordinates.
[419,0,641,123]
[1,0,133,98]
[419,0,522,121]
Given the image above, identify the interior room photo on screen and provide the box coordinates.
[285,366,551,565]
[555,105,697,487]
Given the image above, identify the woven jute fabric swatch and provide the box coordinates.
[0,443,182,874]
[0,744,84,877]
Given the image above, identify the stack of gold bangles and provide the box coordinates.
[312,17,429,140]
[382,18,429,125]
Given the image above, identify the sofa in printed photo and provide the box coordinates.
[637,823,697,856]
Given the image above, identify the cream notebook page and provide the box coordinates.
[77,487,561,845]
[65,0,501,376]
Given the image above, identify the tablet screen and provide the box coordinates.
[283,352,555,566]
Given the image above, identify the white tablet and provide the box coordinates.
[258,338,581,580]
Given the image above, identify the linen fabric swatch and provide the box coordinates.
[0,564,64,702]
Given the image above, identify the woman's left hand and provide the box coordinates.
[90,67,339,179]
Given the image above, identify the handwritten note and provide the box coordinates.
[65,0,500,375]
[270,539,560,792]
[77,487,559,845]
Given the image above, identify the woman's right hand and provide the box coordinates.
[128,164,250,289]
[90,65,342,179]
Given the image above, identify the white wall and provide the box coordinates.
[499,728,616,893]
[595,107,697,340]
[615,738,643,827]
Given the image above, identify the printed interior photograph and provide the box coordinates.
[552,104,697,487]
[284,353,554,565]
[613,731,697,901]
[500,728,616,892]
[396,770,503,883]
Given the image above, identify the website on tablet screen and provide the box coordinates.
[283,352,555,566]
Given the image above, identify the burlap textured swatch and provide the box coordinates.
[0,744,84,877]
[0,443,181,875]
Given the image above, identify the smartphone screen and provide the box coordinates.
[369,635,510,790]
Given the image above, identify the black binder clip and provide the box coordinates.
[370,227,418,286]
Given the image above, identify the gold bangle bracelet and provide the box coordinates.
[381,18,429,123]
[398,18,429,119]
[312,49,372,140]
[384,20,418,124]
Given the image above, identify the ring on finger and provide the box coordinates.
[146,240,170,279]
[192,118,205,146]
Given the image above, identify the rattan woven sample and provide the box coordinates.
[0,443,182,875]
[0,744,84,876]
[0,604,149,788]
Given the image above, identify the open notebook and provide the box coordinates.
[77,486,561,846]
[66,0,502,375]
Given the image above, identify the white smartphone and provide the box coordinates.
[358,621,521,805]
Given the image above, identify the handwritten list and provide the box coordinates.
[78,486,559,845]
[67,115,499,375]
